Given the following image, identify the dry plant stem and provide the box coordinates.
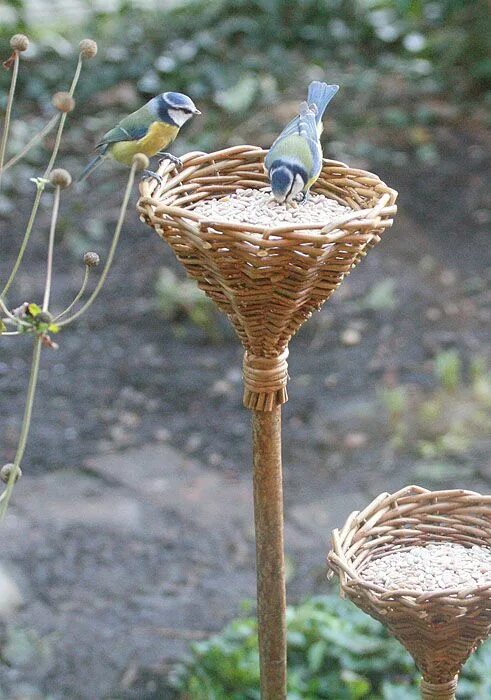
[59,161,138,327]
[42,184,60,311]
[0,337,41,519]
[54,266,89,320]
[44,54,82,176]
[1,113,59,173]
[252,407,287,700]
[0,50,19,192]
[1,55,83,299]
[1,183,43,299]
[0,298,29,327]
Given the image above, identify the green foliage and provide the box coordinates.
[378,386,408,429]
[171,595,490,698]
[155,267,220,340]
[0,0,488,167]
[434,349,462,392]
[379,351,490,464]
[364,278,397,311]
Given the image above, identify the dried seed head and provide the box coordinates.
[132,153,150,171]
[1,463,22,483]
[52,91,75,113]
[79,39,98,59]
[83,251,100,268]
[37,311,53,324]
[49,168,72,189]
[10,34,29,52]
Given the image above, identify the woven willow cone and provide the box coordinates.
[138,145,397,699]
[328,486,491,700]
[138,145,397,411]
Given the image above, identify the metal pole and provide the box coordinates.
[252,407,287,700]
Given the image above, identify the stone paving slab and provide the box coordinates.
[0,443,366,699]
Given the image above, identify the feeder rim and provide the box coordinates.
[328,484,491,603]
[139,145,398,241]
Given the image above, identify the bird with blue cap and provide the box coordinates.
[79,91,201,182]
[265,81,339,204]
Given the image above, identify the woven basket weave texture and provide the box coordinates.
[328,485,491,686]
[138,145,397,409]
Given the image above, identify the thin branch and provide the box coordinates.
[0,50,20,192]
[0,113,59,173]
[43,53,82,177]
[54,265,89,321]
[0,297,29,325]
[59,161,138,327]
[0,337,42,519]
[42,185,60,311]
[1,49,84,299]
[0,182,44,298]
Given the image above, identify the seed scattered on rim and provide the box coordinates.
[79,39,98,59]
[1,463,22,483]
[83,251,100,268]
[10,34,29,52]
[132,153,150,171]
[49,168,72,189]
[52,91,75,113]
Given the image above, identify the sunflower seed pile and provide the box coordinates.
[360,543,491,592]
[192,187,351,228]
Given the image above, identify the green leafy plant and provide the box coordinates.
[364,278,397,311]
[1,1,487,169]
[155,267,221,341]
[379,351,490,462]
[170,595,490,698]
[434,349,462,393]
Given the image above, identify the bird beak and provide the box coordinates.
[273,193,286,204]
[193,108,201,115]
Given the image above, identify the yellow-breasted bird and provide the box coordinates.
[79,91,201,181]
[265,81,339,203]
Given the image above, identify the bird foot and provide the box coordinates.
[141,169,164,185]
[158,152,183,170]
[296,191,309,205]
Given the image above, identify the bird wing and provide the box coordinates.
[265,105,319,174]
[96,105,155,150]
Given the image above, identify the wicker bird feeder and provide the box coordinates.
[328,485,491,700]
[138,145,397,698]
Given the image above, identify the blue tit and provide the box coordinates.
[79,91,201,181]
[265,81,339,204]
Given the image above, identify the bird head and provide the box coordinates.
[155,92,201,127]
[269,161,307,204]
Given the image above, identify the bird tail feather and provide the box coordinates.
[78,154,105,183]
[307,81,339,123]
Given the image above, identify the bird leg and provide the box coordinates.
[296,191,309,205]
[141,170,165,185]
[157,152,183,169]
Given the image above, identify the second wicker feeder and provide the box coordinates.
[138,145,397,698]
[328,485,491,700]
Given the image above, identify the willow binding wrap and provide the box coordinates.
[137,145,397,409]
[328,486,491,699]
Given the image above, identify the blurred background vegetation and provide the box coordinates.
[0,0,489,169]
